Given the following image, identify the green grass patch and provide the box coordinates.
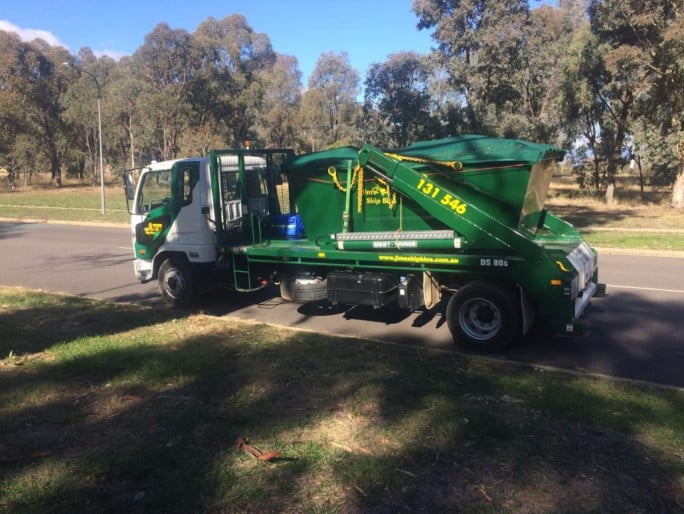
[1,287,682,513]
[2,182,683,251]
[583,230,684,251]
[0,185,129,224]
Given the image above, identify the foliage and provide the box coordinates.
[412,0,531,136]
[0,2,682,203]
[364,52,440,147]
[563,0,683,203]
[254,54,302,150]
[304,51,361,150]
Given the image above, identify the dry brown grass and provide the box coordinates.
[548,177,683,230]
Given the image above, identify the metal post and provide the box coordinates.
[96,94,105,214]
[65,62,105,214]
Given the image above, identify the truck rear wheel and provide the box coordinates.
[446,281,521,352]
[280,275,327,302]
[158,257,195,308]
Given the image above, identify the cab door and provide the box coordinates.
[133,161,204,259]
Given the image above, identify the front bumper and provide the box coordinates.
[134,258,154,283]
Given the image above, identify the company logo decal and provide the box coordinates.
[144,222,164,236]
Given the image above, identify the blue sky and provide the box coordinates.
[0,0,438,83]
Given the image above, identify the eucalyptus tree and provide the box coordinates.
[297,87,328,152]
[0,31,24,172]
[364,51,440,148]
[106,57,150,168]
[305,51,361,148]
[559,0,589,29]
[254,54,302,149]
[562,25,606,189]
[62,48,116,181]
[192,14,276,149]
[412,0,531,137]
[564,0,682,204]
[134,23,199,160]
[515,5,576,144]
[7,38,72,185]
[627,0,684,207]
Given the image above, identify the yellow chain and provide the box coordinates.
[355,164,364,213]
[384,152,464,171]
[328,164,365,213]
[376,177,397,210]
[327,166,345,191]
[328,163,399,213]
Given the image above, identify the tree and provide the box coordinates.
[297,87,328,152]
[585,0,654,202]
[364,52,440,147]
[413,0,531,136]
[7,38,72,185]
[565,0,683,204]
[516,6,576,144]
[561,25,606,189]
[306,52,361,148]
[0,31,24,172]
[254,54,302,149]
[62,49,116,181]
[192,15,276,148]
[627,0,684,207]
[106,57,149,168]
[134,23,199,160]
[559,0,589,29]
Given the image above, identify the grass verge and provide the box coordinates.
[2,183,683,251]
[1,287,682,513]
[582,231,684,252]
[0,184,129,225]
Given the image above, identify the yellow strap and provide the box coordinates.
[384,152,464,171]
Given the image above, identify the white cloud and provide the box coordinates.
[0,19,68,49]
[94,49,127,61]
[0,20,128,61]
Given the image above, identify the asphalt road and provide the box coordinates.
[1,221,683,388]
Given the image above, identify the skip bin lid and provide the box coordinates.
[398,135,563,166]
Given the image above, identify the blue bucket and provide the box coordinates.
[272,214,305,239]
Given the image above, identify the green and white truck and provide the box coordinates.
[124,135,604,351]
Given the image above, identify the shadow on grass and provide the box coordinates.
[0,290,182,358]
[546,203,640,229]
[0,296,682,513]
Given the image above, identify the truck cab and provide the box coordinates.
[124,149,294,305]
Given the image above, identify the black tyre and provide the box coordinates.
[280,275,327,302]
[158,257,195,308]
[446,281,521,352]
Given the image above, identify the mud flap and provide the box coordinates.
[520,286,535,336]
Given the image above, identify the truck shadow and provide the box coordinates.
[296,299,448,327]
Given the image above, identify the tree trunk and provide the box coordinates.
[48,144,61,187]
[672,170,684,209]
[605,181,615,205]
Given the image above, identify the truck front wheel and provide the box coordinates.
[446,281,521,352]
[158,257,195,308]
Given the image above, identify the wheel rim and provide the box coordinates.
[163,269,186,299]
[458,297,502,341]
